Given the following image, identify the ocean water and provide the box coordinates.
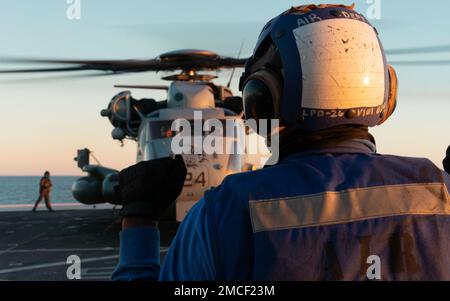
[0,176,78,204]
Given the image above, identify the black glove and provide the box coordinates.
[444,145,450,174]
[115,155,187,220]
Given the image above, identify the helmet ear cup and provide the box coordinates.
[379,65,398,125]
[242,69,282,121]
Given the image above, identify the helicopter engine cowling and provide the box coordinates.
[72,174,122,205]
[71,176,103,205]
[71,163,120,205]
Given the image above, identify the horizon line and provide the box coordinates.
[0,174,83,177]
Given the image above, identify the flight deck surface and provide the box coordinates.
[0,209,178,281]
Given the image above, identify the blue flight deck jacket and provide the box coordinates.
[113,140,450,281]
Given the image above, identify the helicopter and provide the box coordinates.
[1,44,450,221]
[72,49,259,221]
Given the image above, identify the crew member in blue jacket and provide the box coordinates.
[113,4,450,281]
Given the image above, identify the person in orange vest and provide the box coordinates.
[32,171,55,212]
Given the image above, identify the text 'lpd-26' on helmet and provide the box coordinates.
[239,3,398,131]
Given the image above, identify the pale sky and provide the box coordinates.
[0,0,449,175]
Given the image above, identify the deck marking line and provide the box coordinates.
[0,255,119,275]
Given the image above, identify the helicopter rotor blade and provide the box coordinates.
[390,60,450,66]
[0,66,93,73]
[0,71,132,84]
[2,43,450,77]
[0,60,167,74]
[114,84,169,90]
[386,45,450,55]
[0,54,248,75]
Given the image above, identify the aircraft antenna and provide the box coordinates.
[227,40,245,88]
